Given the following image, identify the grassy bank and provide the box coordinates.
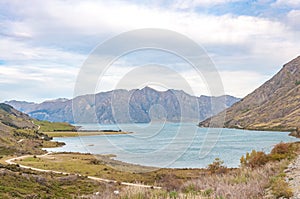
[34,120,77,132]
[14,153,206,185]
[0,163,120,198]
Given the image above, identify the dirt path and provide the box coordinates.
[285,155,300,198]
[5,153,161,189]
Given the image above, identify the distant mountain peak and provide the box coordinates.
[43,98,69,103]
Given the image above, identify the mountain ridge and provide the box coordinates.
[199,56,300,135]
[6,87,240,124]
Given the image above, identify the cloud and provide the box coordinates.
[219,70,270,97]
[0,0,300,101]
[0,64,78,102]
[0,38,86,66]
[172,0,242,9]
[273,0,300,8]
[2,0,295,47]
[287,10,300,30]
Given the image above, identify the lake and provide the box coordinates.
[46,123,299,168]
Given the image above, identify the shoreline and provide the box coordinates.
[44,130,133,137]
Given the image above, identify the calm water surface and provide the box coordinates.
[47,123,298,168]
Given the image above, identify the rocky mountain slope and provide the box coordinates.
[6,87,239,124]
[0,103,68,156]
[0,103,42,155]
[0,103,35,133]
[199,56,300,134]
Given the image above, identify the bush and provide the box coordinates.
[271,142,290,155]
[169,191,178,198]
[240,150,269,168]
[89,158,102,165]
[269,142,295,161]
[207,158,227,174]
[159,174,183,191]
[271,177,293,198]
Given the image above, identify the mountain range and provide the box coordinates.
[199,56,300,135]
[6,87,239,124]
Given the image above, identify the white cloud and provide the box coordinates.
[1,0,300,101]
[0,38,85,66]
[172,0,241,9]
[220,71,270,97]
[273,0,300,8]
[3,0,294,46]
[0,64,78,102]
[287,10,300,30]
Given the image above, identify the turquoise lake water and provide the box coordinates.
[47,123,299,168]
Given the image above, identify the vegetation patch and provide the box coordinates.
[0,165,117,198]
[35,120,76,132]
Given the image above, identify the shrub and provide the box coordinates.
[169,191,178,198]
[207,158,227,174]
[240,150,269,168]
[159,173,183,191]
[89,158,102,165]
[269,142,295,161]
[270,177,293,198]
[271,142,290,155]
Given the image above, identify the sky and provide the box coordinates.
[0,0,300,102]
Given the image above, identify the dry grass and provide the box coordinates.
[181,161,285,198]
[12,142,300,198]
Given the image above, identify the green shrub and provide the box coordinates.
[271,177,293,198]
[202,188,213,197]
[169,191,178,198]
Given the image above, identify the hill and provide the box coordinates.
[0,103,35,133]
[199,56,300,135]
[0,103,69,156]
[6,87,239,124]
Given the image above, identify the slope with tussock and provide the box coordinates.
[199,56,300,135]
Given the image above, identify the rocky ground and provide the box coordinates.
[285,155,300,199]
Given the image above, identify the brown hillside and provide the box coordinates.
[199,56,300,134]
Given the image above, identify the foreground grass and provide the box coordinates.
[15,153,205,186]
[0,163,120,198]
[14,142,300,198]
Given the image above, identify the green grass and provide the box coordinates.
[16,153,205,186]
[0,146,16,156]
[0,165,116,198]
[35,120,76,132]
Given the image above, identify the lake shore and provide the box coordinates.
[44,130,132,137]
